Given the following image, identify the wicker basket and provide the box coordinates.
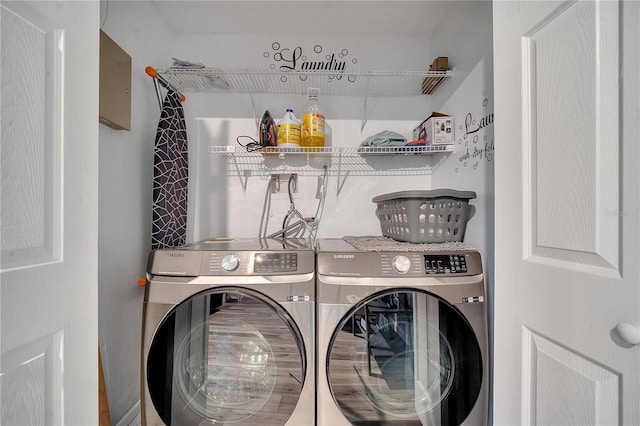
[372,189,476,243]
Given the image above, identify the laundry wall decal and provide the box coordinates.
[264,42,359,83]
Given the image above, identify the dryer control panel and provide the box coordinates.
[315,238,483,278]
[254,252,298,273]
[424,254,467,274]
[378,252,477,276]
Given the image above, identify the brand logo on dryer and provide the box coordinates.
[165,252,185,258]
[333,254,355,259]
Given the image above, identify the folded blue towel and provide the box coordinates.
[359,130,407,148]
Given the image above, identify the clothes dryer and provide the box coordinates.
[141,238,315,425]
[316,237,488,426]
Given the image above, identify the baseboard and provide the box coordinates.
[115,401,141,426]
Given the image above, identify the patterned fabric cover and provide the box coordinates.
[152,90,188,250]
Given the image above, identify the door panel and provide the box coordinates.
[0,1,99,424]
[522,328,619,425]
[522,0,620,272]
[0,331,64,425]
[0,3,63,270]
[494,0,639,425]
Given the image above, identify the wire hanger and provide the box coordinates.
[145,66,186,108]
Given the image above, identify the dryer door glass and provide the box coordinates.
[327,289,483,425]
[147,288,306,425]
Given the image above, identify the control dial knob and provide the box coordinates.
[393,255,411,274]
[221,254,240,272]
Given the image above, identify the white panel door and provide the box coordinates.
[493,0,639,425]
[0,1,99,424]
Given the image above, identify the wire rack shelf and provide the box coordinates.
[156,68,453,97]
[209,145,455,182]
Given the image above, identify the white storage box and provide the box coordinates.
[413,113,454,146]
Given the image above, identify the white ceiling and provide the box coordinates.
[151,1,455,37]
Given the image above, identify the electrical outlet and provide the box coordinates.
[271,173,300,199]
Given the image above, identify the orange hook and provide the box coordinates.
[145,66,158,78]
[146,65,186,102]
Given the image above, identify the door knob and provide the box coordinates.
[614,322,640,346]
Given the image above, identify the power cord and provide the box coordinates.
[237,135,264,153]
[262,166,329,243]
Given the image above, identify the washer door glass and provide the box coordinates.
[327,289,482,425]
[147,288,306,425]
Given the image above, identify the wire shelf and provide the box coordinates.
[156,68,453,97]
[209,145,455,177]
[210,145,453,156]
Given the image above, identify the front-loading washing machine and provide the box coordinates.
[141,238,315,425]
[316,237,488,426]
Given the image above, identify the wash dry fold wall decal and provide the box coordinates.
[152,90,188,250]
[456,97,494,172]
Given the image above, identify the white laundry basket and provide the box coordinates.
[372,189,476,243]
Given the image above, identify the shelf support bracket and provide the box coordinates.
[228,153,250,191]
[360,95,369,132]
[336,148,349,196]
[360,74,373,132]
[248,86,259,133]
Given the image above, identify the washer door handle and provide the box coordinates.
[615,322,640,346]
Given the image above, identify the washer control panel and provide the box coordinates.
[424,254,467,274]
[221,254,240,272]
[392,255,412,273]
[254,252,298,273]
[207,252,302,275]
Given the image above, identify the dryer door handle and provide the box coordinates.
[615,322,640,346]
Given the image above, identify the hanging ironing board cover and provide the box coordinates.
[151,90,188,250]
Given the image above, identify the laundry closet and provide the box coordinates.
[1,0,637,425]
[96,1,640,425]
[97,1,494,424]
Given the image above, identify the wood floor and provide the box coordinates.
[180,295,305,425]
[174,294,434,425]
[328,324,424,425]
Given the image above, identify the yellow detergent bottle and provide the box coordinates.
[301,88,325,151]
[277,109,301,150]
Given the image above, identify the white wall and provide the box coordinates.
[190,118,435,241]
[431,52,494,277]
[430,3,494,423]
[430,0,494,111]
[183,2,493,241]
[98,1,172,422]
[181,33,439,240]
[430,0,494,282]
[172,32,436,121]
